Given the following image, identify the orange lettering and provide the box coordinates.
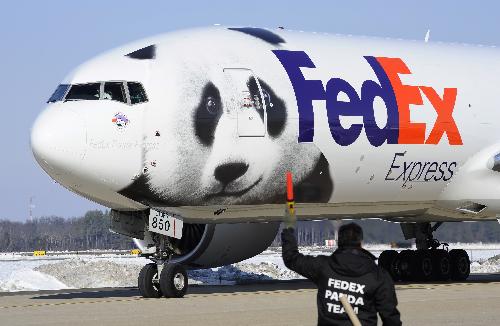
[420,86,462,145]
[376,58,425,144]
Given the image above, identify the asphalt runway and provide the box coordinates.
[1,274,499,326]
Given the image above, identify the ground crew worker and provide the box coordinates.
[282,215,402,326]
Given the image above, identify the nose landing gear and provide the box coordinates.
[138,234,188,298]
[378,222,470,282]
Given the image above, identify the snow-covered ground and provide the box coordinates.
[1,244,499,292]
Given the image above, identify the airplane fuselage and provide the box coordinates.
[31,27,500,223]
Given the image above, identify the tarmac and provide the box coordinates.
[0,274,499,326]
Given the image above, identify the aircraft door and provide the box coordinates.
[223,68,266,137]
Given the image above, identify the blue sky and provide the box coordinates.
[1,1,499,221]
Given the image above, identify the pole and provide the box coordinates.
[339,295,362,326]
[29,196,34,222]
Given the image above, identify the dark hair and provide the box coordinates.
[338,223,363,248]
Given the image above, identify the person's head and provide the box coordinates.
[338,222,363,248]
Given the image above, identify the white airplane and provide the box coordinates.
[31,26,500,298]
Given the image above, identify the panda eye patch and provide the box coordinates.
[247,77,265,121]
[194,82,223,146]
[247,77,287,138]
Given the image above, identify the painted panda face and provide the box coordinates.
[131,32,328,205]
[194,76,289,203]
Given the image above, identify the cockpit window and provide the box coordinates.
[103,82,126,103]
[128,82,148,104]
[47,84,70,103]
[491,153,500,172]
[65,83,101,101]
[48,81,148,105]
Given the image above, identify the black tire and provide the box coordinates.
[391,252,403,282]
[450,249,470,281]
[378,250,399,281]
[415,250,433,281]
[138,263,162,298]
[399,250,417,282]
[431,249,451,281]
[160,264,188,298]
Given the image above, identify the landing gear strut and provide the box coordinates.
[378,222,470,282]
[138,234,188,298]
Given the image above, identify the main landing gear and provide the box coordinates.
[378,222,470,282]
[138,234,188,298]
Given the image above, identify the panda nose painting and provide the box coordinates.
[214,162,249,185]
[209,161,263,198]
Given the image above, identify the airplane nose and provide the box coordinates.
[31,107,86,175]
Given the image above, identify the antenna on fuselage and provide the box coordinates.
[424,29,431,43]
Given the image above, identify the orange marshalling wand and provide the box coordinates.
[286,171,295,214]
[286,171,294,201]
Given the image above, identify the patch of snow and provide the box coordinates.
[0,269,68,292]
[35,258,145,288]
[34,259,301,289]
[235,262,302,280]
[470,254,500,273]
[2,245,500,292]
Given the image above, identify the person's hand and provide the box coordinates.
[284,204,297,229]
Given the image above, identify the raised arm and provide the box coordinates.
[281,227,323,283]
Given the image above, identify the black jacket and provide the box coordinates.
[282,228,401,326]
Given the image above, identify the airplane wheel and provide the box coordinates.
[138,263,162,298]
[450,249,470,281]
[431,249,451,281]
[160,263,188,298]
[415,250,433,281]
[399,250,418,281]
[391,252,403,281]
[378,250,399,281]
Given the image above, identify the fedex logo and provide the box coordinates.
[272,50,463,147]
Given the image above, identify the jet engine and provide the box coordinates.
[111,209,280,268]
